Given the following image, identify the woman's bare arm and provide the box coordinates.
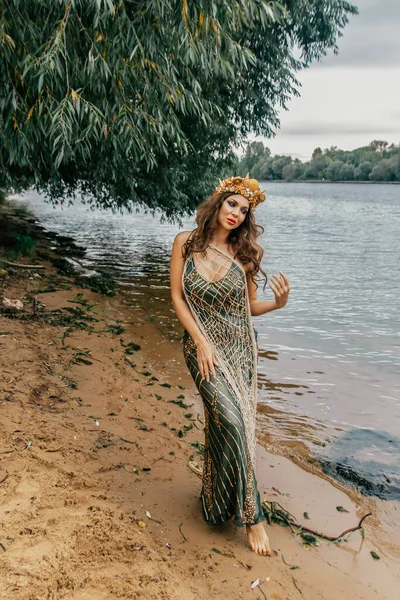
[170,232,218,382]
[247,269,290,317]
[169,231,206,344]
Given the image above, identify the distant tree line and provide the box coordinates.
[238,140,400,182]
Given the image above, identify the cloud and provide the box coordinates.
[316,43,400,68]
[279,123,398,137]
[355,0,400,23]
[311,0,400,68]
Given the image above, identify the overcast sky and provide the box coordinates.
[255,0,400,160]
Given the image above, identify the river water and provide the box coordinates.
[10,182,400,500]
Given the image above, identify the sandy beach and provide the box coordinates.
[1,204,399,599]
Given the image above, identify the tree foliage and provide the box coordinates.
[239,140,400,182]
[0,0,357,220]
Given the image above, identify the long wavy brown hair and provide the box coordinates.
[182,192,268,292]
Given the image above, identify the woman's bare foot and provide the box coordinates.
[246,522,272,556]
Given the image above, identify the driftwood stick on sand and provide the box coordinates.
[178,522,187,543]
[292,576,303,595]
[289,511,372,542]
[1,260,45,269]
[263,500,373,542]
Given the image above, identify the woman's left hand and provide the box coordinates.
[269,271,290,309]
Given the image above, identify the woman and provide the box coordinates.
[169,175,290,556]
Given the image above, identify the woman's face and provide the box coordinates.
[218,194,250,230]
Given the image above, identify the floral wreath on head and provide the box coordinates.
[213,173,266,209]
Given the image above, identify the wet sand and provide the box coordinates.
[1,209,399,599]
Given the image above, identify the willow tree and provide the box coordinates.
[0,0,357,220]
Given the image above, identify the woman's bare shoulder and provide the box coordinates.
[173,230,193,246]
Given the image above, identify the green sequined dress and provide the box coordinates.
[182,243,265,527]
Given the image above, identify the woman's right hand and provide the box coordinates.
[195,337,218,382]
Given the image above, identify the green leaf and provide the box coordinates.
[38,73,44,94]
[300,532,318,546]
